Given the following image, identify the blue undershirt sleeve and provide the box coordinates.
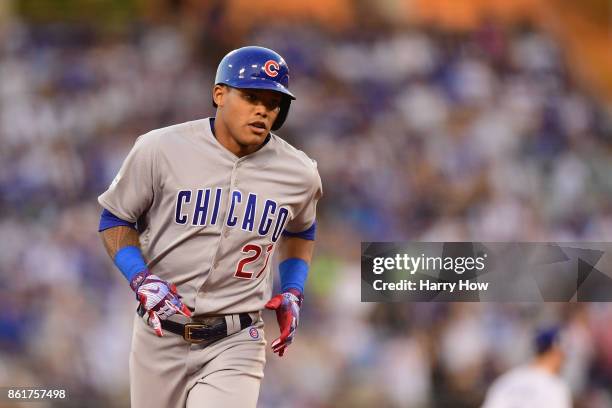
[282,222,316,241]
[98,208,136,232]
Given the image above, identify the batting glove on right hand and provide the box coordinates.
[131,272,192,337]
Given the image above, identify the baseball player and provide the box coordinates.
[98,46,322,408]
[481,326,572,408]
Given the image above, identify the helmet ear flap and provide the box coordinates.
[272,98,291,131]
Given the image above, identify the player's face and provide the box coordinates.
[214,85,282,151]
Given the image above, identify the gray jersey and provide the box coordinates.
[99,118,322,314]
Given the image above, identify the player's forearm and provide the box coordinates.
[99,225,150,290]
[279,236,315,263]
[100,225,141,259]
[277,237,315,294]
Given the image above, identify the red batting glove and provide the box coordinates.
[132,271,192,337]
[265,288,302,357]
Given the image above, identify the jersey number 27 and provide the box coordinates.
[234,244,274,279]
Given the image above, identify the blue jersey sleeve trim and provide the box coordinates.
[99,208,136,232]
[279,258,309,294]
[282,221,316,241]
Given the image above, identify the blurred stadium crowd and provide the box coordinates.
[0,6,611,408]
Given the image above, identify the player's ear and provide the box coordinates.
[213,85,227,107]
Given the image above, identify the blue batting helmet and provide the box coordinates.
[214,46,296,131]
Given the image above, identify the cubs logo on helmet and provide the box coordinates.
[263,60,280,77]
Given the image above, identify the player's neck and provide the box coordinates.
[533,354,562,375]
[220,137,261,158]
[213,117,263,158]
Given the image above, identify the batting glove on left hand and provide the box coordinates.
[265,289,302,357]
[132,272,192,337]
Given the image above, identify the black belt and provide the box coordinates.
[137,305,254,344]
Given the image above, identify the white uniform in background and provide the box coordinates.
[482,365,572,408]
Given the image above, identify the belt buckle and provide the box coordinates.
[183,323,208,344]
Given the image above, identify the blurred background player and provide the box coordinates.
[1,1,612,406]
[482,327,572,408]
